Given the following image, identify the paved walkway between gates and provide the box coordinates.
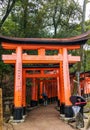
[4,103,76,130]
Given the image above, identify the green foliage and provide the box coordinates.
[0,0,89,38]
[0,0,83,38]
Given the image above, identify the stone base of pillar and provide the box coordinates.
[51,97,56,102]
[22,107,26,116]
[39,99,43,104]
[9,116,24,123]
[60,103,65,114]
[48,98,51,103]
[13,107,23,120]
[53,97,57,101]
[57,99,60,107]
[50,97,53,103]
[55,96,58,100]
[30,100,38,107]
[64,105,74,118]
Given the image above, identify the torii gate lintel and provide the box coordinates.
[2,53,80,63]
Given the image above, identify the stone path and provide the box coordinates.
[3,103,76,130]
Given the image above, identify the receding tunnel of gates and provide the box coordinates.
[26,77,58,107]
[23,62,74,108]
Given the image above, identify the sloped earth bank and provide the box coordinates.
[3,103,76,130]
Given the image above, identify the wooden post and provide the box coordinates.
[51,80,53,101]
[14,46,23,120]
[59,49,65,114]
[49,81,52,102]
[38,48,45,56]
[22,69,26,116]
[54,79,57,100]
[48,81,51,103]
[39,80,43,103]
[35,79,38,105]
[31,78,37,107]
[57,77,60,106]
[0,88,3,130]
[63,48,73,118]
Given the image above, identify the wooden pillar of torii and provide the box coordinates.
[0,32,89,121]
[14,46,23,120]
[59,49,65,114]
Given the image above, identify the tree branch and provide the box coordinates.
[0,0,16,29]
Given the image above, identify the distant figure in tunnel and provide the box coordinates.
[42,92,48,106]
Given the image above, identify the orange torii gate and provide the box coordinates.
[0,31,90,121]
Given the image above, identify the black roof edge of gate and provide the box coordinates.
[0,31,90,45]
[11,63,72,68]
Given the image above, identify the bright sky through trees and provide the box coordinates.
[78,0,90,20]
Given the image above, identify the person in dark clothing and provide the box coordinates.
[42,92,48,106]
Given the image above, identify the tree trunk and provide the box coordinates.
[81,0,86,33]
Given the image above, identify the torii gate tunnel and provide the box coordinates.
[0,31,90,121]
